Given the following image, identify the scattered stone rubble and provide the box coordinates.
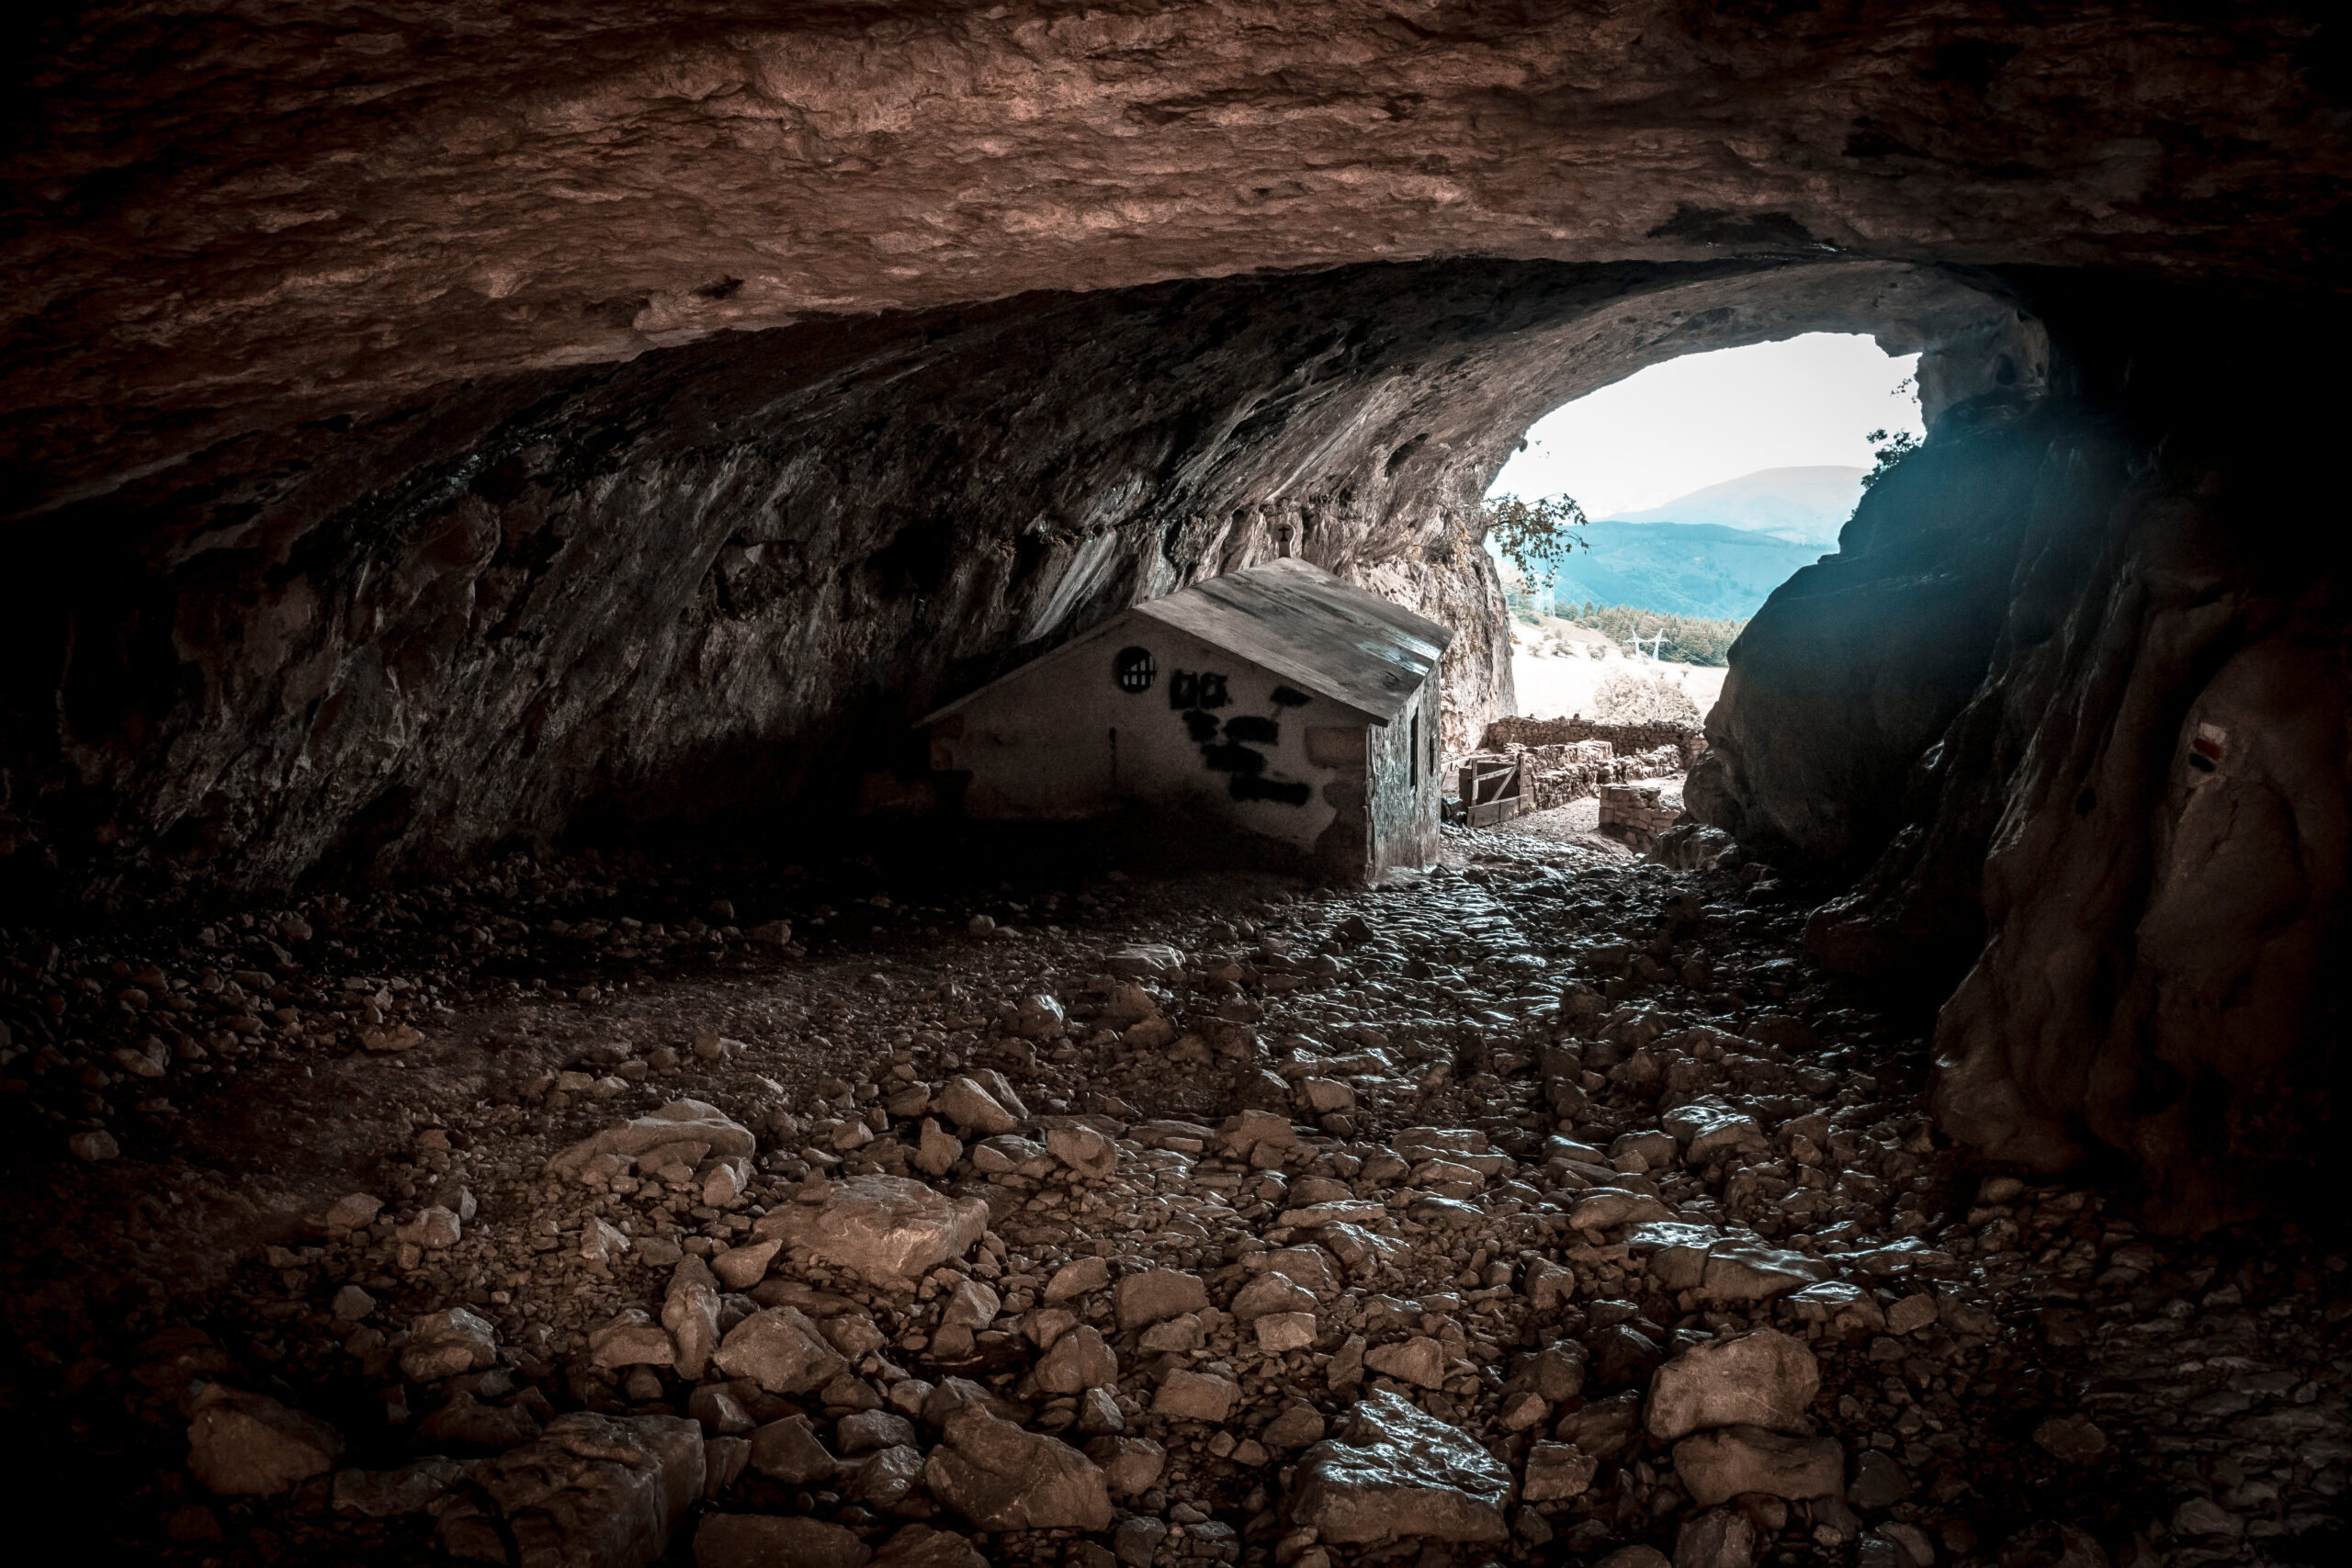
[1,829,2346,1567]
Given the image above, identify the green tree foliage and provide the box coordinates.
[1860,427,1922,491]
[1552,603,1747,667]
[1480,492,1589,582]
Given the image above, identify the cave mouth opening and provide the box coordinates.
[1413,265,2040,862]
[0,256,2049,914]
[1482,331,1928,737]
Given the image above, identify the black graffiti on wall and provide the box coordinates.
[1169,671,1228,710]
[1223,716,1280,744]
[1171,669,1312,807]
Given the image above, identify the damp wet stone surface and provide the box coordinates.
[2,818,2346,1568]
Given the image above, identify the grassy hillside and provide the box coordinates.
[1544,604,1746,667]
[1544,520,1825,620]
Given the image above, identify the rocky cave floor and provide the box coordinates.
[2,810,2346,1568]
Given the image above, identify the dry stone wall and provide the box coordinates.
[1456,743,1688,816]
[1598,785,1683,851]
[1481,718,1708,773]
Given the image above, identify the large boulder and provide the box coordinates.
[1035,1325,1118,1394]
[695,1514,871,1568]
[753,1175,988,1286]
[1696,1238,1835,1304]
[1046,1123,1117,1180]
[922,1407,1112,1531]
[1646,1329,1819,1441]
[748,1415,837,1485]
[443,1412,705,1568]
[1704,395,2348,1229]
[664,1256,723,1382]
[591,1307,679,1371]
[1084,1435,1166,1498]
[1672,1426,1846,1506]
[1521,1441,1600,1502]
[401,1306,501,1382]
[332,1457,467,1517]
[1555,1390,1645,1462]
[1114,1268,1208,1330]
[1106,946,1183,979]
[1152,1368,1239,1421]
[1287,1390,1511,1545]
[713,1307,852,1395]
[1232,1272,1318,1320]
[868,1527,989,1568]
[1674,1509,1765,1568]
[1659,1100,1770,1163]
[187,1386,345,1495]
[414,1390,545,1453]
[933,1077,1018,1137]
[1363,1337,1446,1391]
[548,1100,757,1182]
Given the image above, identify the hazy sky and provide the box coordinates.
[1487,333,1926,517]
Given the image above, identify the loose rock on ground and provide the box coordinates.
[2,813,2345,1567]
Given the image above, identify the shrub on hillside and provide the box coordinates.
[1589,670,1702,726]
[1553,602,1746,666]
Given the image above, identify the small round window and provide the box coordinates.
[1114,646,1156,694]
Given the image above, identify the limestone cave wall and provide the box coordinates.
[1690,283,2351,1226]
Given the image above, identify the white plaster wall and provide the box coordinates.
[933,618,1368,852]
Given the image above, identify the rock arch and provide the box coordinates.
[2,256,2029,897]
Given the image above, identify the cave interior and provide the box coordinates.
[3,6,2348,1568]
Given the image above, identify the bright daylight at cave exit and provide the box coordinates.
[1484,333,1925,734]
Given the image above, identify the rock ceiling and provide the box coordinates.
[6,0,2347,507]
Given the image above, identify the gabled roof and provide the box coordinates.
[921,558,1452,727]
[1129,558,1452,725]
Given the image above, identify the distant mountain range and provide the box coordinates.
[1544,521,1826,622]
[1516,465,1862,621]
[1601,464,1865,545]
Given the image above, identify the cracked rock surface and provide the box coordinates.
[7,3,2346,494]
